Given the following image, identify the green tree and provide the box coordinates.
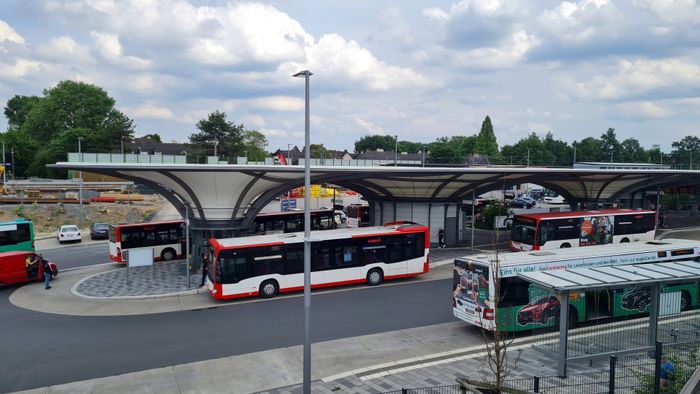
[309,143,331,159]
[671,135,700,168]
[428,137,462,164]
[573,137,603,162]
[599,128,621,162]
[542,132,573,166]
[398,140,422,154]
[475,116,499,156]
[354,135,396,153]
[619,138,649,163]
[189,111,245,158]
[242,130,268,161]
[500,132,555,166]
[2,80,134,177]
[142,133,162,143]
[3,95,41,130]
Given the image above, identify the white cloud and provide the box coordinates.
[90,31,151,69]
[242,114,266,128]
[126,102,174,119]
[260,128,289,138]
[633,0,700,25]
[246,96,303,112]
[611,101,673,119]
[538,0,616,43]
[36,36,94,64]
[451,30,538,68]
[565,57,700,99]
[0,59,44,79]
[0,19,24,44]
[354,118,386,135]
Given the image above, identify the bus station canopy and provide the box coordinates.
[50,162,700,227]
[518,260,700,292]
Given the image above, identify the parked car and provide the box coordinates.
[622,286,652,312]
[511,198,534,209]
[543,194,566,204]
[0,251,58,287]
[519,196,537,205]
[334,210,347,224]
[90,222,110,240]
[57,225,81,244]
[517,295,560,325]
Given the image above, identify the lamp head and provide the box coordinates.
[293,70,313,77]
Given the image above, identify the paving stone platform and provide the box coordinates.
[74,260,199,297]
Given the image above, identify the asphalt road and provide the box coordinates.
[0,275,454,392]
[37,243,111,270]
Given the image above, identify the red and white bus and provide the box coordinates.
[344,204,370,228]
[109,220,185,263]
[205,223,430,300]
[510,209,656,251]
[251,209,336,235]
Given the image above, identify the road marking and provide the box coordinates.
[324,310,700,383]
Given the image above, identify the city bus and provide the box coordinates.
[510,209,656,251]
[109,220,184,263]
[0,219,35,253]
[453,239,700,331]
[251,209,336,235]
[344,204,370,228]
[205,223,430,300]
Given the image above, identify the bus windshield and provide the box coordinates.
[0,221,34,252]
[511,217,536,245]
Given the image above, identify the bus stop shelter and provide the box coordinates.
[518,259,700,376]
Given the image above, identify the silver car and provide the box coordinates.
[57,225,82,244]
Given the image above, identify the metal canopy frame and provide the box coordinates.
[517,261,700,376]
[50,162,700,229]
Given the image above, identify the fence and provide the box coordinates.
[382,341,699,394]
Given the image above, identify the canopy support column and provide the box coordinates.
[558,290,570,377]
[648,284,661,347]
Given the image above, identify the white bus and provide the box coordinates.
[453,239,700,331]
[510,209,656,251]
[206,223,429,300]
[109,220,185,263]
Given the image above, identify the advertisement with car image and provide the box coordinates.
[516,294,560,326]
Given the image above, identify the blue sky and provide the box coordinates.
[0,0,699,152]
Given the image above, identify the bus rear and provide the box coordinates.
[108,225,123,262]
[453,258,494,329]
[0,219,35,253]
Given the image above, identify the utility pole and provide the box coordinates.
[78,137,84,229]
[573,144,577,165]
[2,141,5,185]
[394,135,398,166]
[610,150,613,163]
[422,145,425,167]
[214,141,218,158]
[293,69,313,394]
[10,148,14,182]
[526,148,530,167]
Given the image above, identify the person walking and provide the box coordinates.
[41,256,53,290]
[438,228,445,249]
[200,253,210,287]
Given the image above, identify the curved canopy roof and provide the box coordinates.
[51,162,700,228]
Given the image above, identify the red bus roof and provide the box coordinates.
[210,224,428,250]
[0,251,33,258]
[515,209,655,220]
[111,220,184,229]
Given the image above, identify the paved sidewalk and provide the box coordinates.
[74,260,197,297]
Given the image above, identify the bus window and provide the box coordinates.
[312,243,333,270]
[512,218,536,245]
[284,246,304,274]
[319,215,334,230]
[286,217,302,232]
[341,245,358,265]
[362,246,386,264]
[500,277,531,307]
[386,237,403,263]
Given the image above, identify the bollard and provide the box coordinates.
[533,376,540,393]
[609,355,616,394]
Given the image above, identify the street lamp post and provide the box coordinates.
[2,141,5,185]
[214,141,218,158]
[394,135,398,166]
[527,148,530,167]
[293,69,313,394]
[287,143,292,164]
[78,137,84,229]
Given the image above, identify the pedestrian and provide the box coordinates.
[200,253,210,287]
[41,255,53,290]
[438,228,445,249]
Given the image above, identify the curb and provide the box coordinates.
[70,266,208,300]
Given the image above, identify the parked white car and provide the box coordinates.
[57,225,82,244]
[334,210,347,224]
[543,194,566,204]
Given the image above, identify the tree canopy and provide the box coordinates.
[189,110,245,158]
[1,80,134,177]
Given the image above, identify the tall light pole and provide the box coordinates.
[610,150,614,163]
[214,140,218,158]
[10,148,14,182]
[2,141,6,185]
[526,148,530,167]
[422,145,426,167]
[394,135,398,166]
[78,137,84,228]
[287,143,292,164]
[293,69,313,394]
[78,137,83,230]
[573,143,577,166]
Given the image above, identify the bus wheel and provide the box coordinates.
[367,268,384,286]
[560,243,571,248]
[259,280,279,298]
[620,238,630,243]
[681,291,692,311]
[161,248,176,261]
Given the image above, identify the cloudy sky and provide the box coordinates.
[0,0,699,152]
